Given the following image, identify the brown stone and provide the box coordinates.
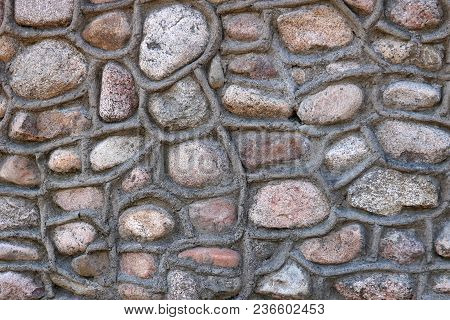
[188,197,237,233]
[249,180,330,228]
[228,54,278,79]
[9,109,90,142]
[379,230,424,264]
[234,131,310,170]
[71,252,109,277]
[0,36,19,62]
[335,273,414,300]
[178,247,240,268]
[277,5,353,53]
[0,155,40,187]
[52,222,97,255]
[223,13,264,42]
[122,167,151,192]
[120,252,157,279]
[0,272,45,300]
[0,242,40,261]
[48,148,81,173]
[299,224,364,264]
[53,187,104,211]
[387,0,442,30]
[82,11,131,51]
[344,0,375,15]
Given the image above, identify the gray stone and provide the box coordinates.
[167,270,199,300]
[52,222,97,255]
[256,261,310,299]
[148,76,209,130]
[375,120,450,164]
[139,4,209,80]
[0,196,39,231]
[0,242,40,261]
[0,272,45,300]
[298,84,363,125]
[90,136,142,171]
[9,40,87,100]
[379,229,425,264]
[14,0,74,28]
[435,222,450,258]
[335,273,414,300]
[99,62,137,122]
[383,81,441,110]
[325,135,370,172]
[347,167,439,215]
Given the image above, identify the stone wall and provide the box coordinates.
[0,0,448,300]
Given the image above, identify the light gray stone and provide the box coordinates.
[383,81,441,110]
[0,196,39,231]
[90,136,142,171]
[139,4,209,80]
[347,167,439,215]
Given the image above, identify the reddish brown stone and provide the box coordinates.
[299,224,364,264]
[120,252,157,279]
[223,13,264,42]
[71,252,109,277]
[82,11,131,51]
[387,0,442,30]
[0,156,40,187]
[234,131,309,170]
[188,197,237,233]
[228,55,278,79]
[53,187,104,211]
[178,247,240,268]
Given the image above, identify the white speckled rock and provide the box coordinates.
[14,0,74,28]
[383,81,441,110]
[90,136,142,171]
[52,222,97,255]
[298,84,363,125]
[347,167,439,215]
[325,135,370,172]
[9,40,87,100]
[256,261,310,299]
[139,4,209,80]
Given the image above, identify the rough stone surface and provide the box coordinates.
[256,261,310,299]
[325,135,370,172]
[335,273,414,300]
[53,187,104,211]
[297,84,363,125]
[121,167,151,192]
[148,76,209,130]
[48,148,81,173]
[0,196,39,231]
[229,54,278,79]
[0,272,45,300]
[299,224,364,264]
[0,242,40,261]
[71,252,109,277]
[223,85,293,118]
[167,140,230,188]
[118,205,174,242]
[383,81,441,110]
[387,0,443,30]
[188,197,237,234]
[139,4,209,80]
[379,229,425,264]
[0,156,40,187]
[52,222,97,255]
[120,252,157,279]
[234,131,310,170]
[9,40,87,100]
[347,167,439,215]
[435,222,450,258]
[277,5,354,53]
[344,0,375,15]
[375,120,450,164]
[14,0,74,28]
[90,136,141,171]
[82,11,131,51]
[178,247,240,268]
[99,62,137,122]
[249,180,330,228]
[223,13,264,42]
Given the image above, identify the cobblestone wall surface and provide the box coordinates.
[0,0,449,300]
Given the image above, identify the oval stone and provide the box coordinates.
[249,180,330,228]
[118,205,174,242]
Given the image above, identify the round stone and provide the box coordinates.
[297,84,363,125]
[52,222,97,255]
[167,140,230,188]
[118,205,174,242]
[139,4,209,80]
[9,40,87,100]
[249,180,330,228]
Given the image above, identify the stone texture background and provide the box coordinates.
[0,0,449,300]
